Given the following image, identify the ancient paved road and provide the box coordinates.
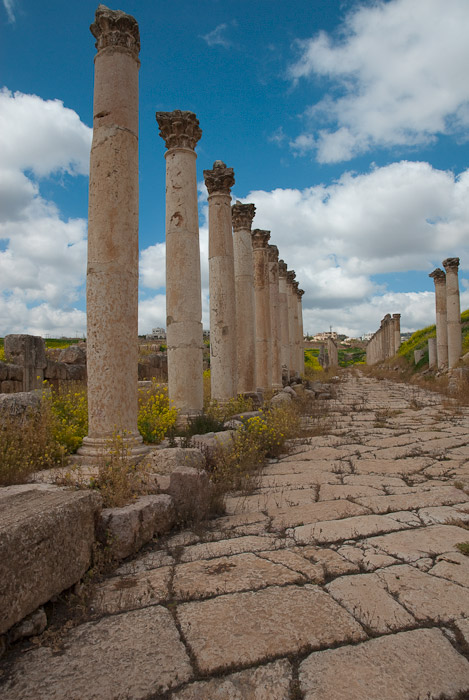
[2,373,469,699]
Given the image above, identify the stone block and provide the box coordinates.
[169,467,211,522]
[4,334,46,369]
[271,391,292,405]
[0,391,42,418]
[97,494,175,561]
[0,484,102,635]
[142,446,205,475]
[0,362,8,381]
[57,345,86,365]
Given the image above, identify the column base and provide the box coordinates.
[76,433,150,464]
[176,410,202,430]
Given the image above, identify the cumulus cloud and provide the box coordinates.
[288,0,469,162]
[0,89,91,336]
[237,161,469,335]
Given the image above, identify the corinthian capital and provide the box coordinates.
[278,260,287,277]
[429,268,446,282]
[90,5,140,59]
[442,257,460,271]
[232,201,256,231]
[204,161,235,195]
[292,280,299,293]
[251,229,270,249]
[297,288,305,299]
[267,244,279,263]
[155,110,202,151]
[286,270,296,285]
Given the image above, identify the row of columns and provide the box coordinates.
[79,5,305,458]
[429,258,462,370]
[366,314,401,365]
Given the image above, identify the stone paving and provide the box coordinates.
[2,372,469,699]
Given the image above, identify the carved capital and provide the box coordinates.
[155,110,202,151]
[91,5,140,59]
[429,268,446,282]
[286,271,296,285]
[204,161,235,195]
[251,229,270,250]
[297,288,305,298]
[442,257,460,272]
[278,260,287,277]
[267,244,279,263]
[392,313,401,320]
[232,201,255,232]
[292,280,299,293]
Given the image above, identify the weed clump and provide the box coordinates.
[137,381,177,443]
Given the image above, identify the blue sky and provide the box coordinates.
[1,0,469,338]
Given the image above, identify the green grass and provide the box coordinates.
[397,309,469,365]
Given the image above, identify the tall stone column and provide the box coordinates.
[278,260,290,381]
[429,268,448,369]
[393,313,401,354]
[297,289,305,375]
[443,257,462,369]
[156,110,203,417]
[252,229,272,391]
[286,270,297,377]
[204,161,237,402]
[232,201,257,394]
[428,337,437,369]
[268,245,282,389]
[292,280,300,374]
[80,6,146,459]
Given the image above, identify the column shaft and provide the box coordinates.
[268,245,282,388]
[278,261,290,381]
[429,268,448,369]
[443,258,462,369]
[252,230,272,391]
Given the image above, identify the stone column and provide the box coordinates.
[252,229,272,391]
[268,245,282,389]
[429,268,448,369]
[292,280,300,375]
[232,201,256,394]
[443,257,462,369]
[297,289,305,375]
[428,337,437,369]
[156,110,203,418]
[204,161,237,402]
[278,260,290,382]
[286,270,297,377]
[80,6,146,459]
[393,314,401,354]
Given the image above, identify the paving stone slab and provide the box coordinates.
[270,499,369,531]
[336,544,398,571]
[429,552,469,588]
[418,505,469,525]
[177,584,366,674]
[454,618,469,646]
[224,488,319,516]
[0,607,193,699]
[299,546,360,577]
[355,487,468,514]
[289,514,409,545]
[115,549,174,575]
[171,659,292,699]
[376,564,469,622]
[256,549,325,583]
[318,484,383,501]
[351,457,431,475]
[178,535,282,563]
[255,469,341,489]
[364,524,469,562]
[89,566,171,615]
[173,553,304,600]
[326,572,416,633]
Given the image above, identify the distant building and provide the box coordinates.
[311,331,338,342]
[361,332,374,341]
[146,327,166,340]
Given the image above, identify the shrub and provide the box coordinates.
[47,382,88,454]
[137,381,177,443]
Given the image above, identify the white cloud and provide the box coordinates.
[200,23,232,49]
[288,0,469,162]
[0,89,91,336]
[238,161,469,335]
[2,0,15,23]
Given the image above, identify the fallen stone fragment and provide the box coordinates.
[299,628,469,700]
[171,659,292,699]
[177,584,366,674]
[1,607,193,699]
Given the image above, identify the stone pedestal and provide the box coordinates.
[80,6,146,459]
[286,270,297,377]
[4,335,46,391]
[443,257,462,369]
[232,202,256,394]
[204,161,237,402]
[429,268,448,369]
[278,261,290,380]
[268,245,282,388]
[252,229,272,391]
[428,337,437,369]
[156,110,204,418]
